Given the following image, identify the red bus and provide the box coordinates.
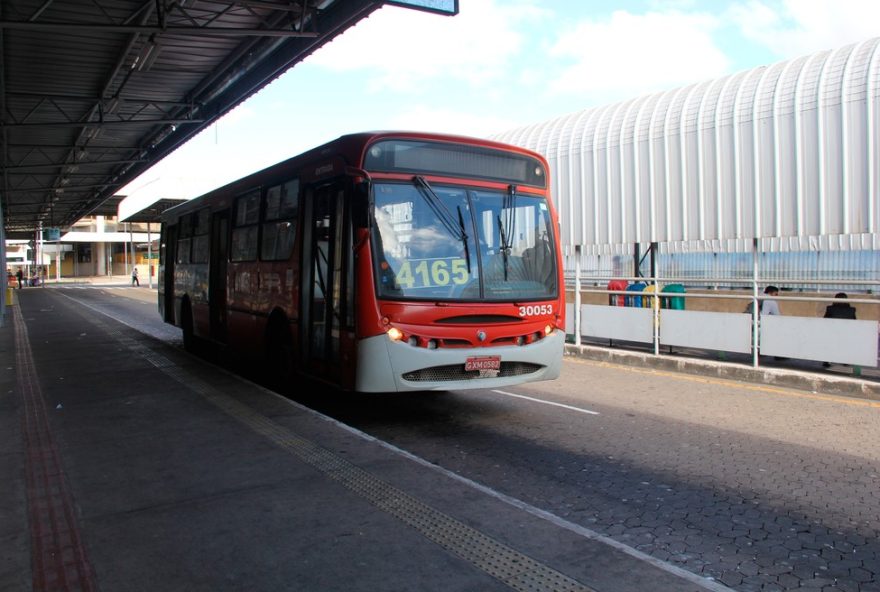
[159,132,564,392]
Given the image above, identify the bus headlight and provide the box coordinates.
[387,327,404,341]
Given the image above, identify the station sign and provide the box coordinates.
[43,227,61,241]
[385,0,458,15]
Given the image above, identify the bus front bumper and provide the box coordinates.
[355,330,564,393]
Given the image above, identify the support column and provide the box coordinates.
[651,242,659,356]
[95,216,107,276]
[129,223,135,278]
[574,245,581,347]
[147,222,153,289]
[752,238,760,368]
[0,12,7,326]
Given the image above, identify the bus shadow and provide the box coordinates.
[199,342,511,427]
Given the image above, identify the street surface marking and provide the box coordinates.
[492,390,600,415]
[331,416,733,592]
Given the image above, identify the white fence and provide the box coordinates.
[566,282,879,370]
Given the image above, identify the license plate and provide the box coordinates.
[465,356,501,371]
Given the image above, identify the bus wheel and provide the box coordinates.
[266,317,293,392]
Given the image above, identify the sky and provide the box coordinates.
[118,0,880,210]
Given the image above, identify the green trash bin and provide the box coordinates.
[661,283,686,310]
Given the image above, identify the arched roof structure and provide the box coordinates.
[493,37,880,250]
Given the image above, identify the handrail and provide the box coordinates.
[579,287,879,306]
[566,274,880,287]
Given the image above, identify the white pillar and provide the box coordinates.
[96,216,107,276]
[147,222,153,289]
[574,246,581,347]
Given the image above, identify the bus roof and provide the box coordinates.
[162,131,549,220]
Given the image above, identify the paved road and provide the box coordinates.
[50,284,880,591]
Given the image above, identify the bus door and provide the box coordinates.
[162,224,177,323]
[209,211,229,341]
[301,181,355,386]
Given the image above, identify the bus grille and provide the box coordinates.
[402,362,543,382]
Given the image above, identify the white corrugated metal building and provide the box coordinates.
[493,37,880,253]
[493,38,880,368]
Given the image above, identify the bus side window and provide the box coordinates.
[262,179,299,261]
[176,213,192,264]
[191,208,211,263]
[231,189,261,262]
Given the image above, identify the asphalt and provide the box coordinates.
[0,286,730,592]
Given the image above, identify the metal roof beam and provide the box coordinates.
[0,21,321,37]
[6,91,201,108]
[1,158,146,171]
[3,183,111,194]
[1,118,205,129]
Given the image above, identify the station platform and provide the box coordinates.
[1,288,727,591]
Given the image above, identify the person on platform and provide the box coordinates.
[761,285,781,316]
[823,292,856,320]
[131,266,139,287]
[15,268,24,289]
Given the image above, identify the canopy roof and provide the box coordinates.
[1,0,385,233]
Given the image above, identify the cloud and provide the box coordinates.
[547,9,730,101]
[386,105,524,138]
[306,0,547,92]
[727,0,880,57]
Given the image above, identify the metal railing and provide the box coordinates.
[565,274,880,370]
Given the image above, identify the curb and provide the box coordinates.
[565,344,880,401]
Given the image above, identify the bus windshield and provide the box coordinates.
[372,181,557,301]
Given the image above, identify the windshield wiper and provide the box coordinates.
[496,184,518,281]
[412,175,470,259]
[503,184,517,249]
[457,205,472,275]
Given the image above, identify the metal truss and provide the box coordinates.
[1,0,380,233]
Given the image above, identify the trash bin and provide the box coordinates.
[661,283,686,310]
[641,284,660,308]
[625,281,647,307]
[607,279,628,306]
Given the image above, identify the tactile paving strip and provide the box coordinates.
[91,317,598,592]
[13,303,98,592]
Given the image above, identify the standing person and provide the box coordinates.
[131,266,139,287]
[15,268,23,289]
[761,285,781,316]
[823,292,856,320]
